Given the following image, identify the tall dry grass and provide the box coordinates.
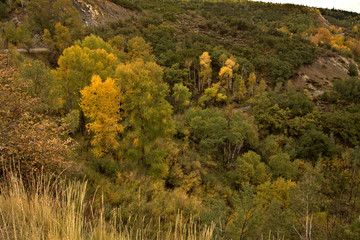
[0,171,215,240]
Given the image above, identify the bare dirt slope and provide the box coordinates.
[292,55,356,96]
[72,0,136,26]
[317,10,331,28]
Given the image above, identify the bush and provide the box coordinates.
[333,77,360,104]
[0,3,8,20]
[295,128,337,162]
[109,0,142,11]
[348,62,359,77]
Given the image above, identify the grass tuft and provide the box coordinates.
[0,169,215,240]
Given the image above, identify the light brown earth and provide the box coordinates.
[292,56,357,96]
[72,0,137,26]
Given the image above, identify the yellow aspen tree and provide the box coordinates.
[219,58,236,93]
[54,39,117,112]
[255,79,267,95]
[315,28,331,44]
[199,51,212,91]
[247,72,256,96]
[127,36,154,62]
[353,25,359,34]
[235,75,247,100]
[199,83,227,106]
[43,22,72,58]
[256,177,296,208]
[330,25,336,34]
[225,58,236,90]
[80,75,123,157]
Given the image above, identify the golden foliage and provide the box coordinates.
[80,75,123,157]
[255,79,267,96]
[43,22,72,57]
[126,36,154,62]
[199,52,212,90]
[235,76,247,100]
[219,58,236,92]
[247,72,256,96]
[55,44,117,111]
[256,177,296,209]
[315,28,331,44]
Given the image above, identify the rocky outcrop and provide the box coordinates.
[292,56,357,95]
[72,0,136,26]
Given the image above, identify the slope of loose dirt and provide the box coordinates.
[292,55,356,95]
[317,10,331,28]
[73,0,137,26]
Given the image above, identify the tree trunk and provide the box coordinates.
[79,109,86,136]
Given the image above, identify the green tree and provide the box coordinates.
[0,3,9,20]
[115,59,174,178]
[278,91,314,117]
[108,35,126,61]
[234,151,268,187]
[254,79,267,96]
[227,186,258,240]
[77,34,118,55]
[163,63,188,86]
[20,59,62,112]
[199,83,227,106]
[348,62,359,77]
[321,110,360,146]
[234,75,247,100]
[43,22,72,61]
[28,0,83,38]
[0,22,32,48]
[269,153,294,180]
[172,83,191,112]
[250,93,290,135]
[225,112,258,163]
[333,77,360,104]
[290,169,323,240]
[54,38,117,112]
[295,128,337,162]
[126,36,154,62]
[185,108,228,155]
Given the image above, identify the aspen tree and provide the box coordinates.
[80,76,123,157]
[248,72,256,96]
[199,51,212,91]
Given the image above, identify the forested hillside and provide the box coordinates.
[1,0,360,239]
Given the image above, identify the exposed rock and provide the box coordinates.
[292,56,356,94]
[72,0,136,26]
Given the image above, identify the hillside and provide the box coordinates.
[1,1,360,239]
[293,55,351,93]
[72,0,136,26]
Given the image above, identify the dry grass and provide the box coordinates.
[0,171,215,240]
